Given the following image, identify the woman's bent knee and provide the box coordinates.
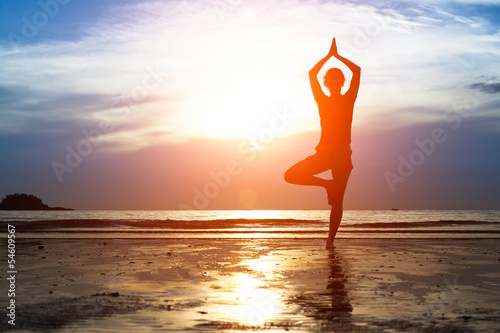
[285,167,302,184]
[284,169,294,184]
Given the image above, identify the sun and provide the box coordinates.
[185,65,298,140]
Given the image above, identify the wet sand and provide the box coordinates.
[1,238,500,332]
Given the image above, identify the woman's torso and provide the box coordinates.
[315,94,355,152]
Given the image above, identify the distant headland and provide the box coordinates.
[0,193,73,211]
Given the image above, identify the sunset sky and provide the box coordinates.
[1,0,499,210]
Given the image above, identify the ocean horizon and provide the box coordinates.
[2,209,499,239]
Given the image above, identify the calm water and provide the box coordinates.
[1,210,499,239]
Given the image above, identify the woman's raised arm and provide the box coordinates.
[331,39,361,98]
[308,39,338,100]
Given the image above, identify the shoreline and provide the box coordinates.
[1,238,500,332]
[7,234,500,240]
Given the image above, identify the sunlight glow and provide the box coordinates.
[230,275,282,326]
[184,63,298,139]
[211,252,286,326]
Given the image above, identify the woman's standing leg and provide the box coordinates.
[326,169,352,249]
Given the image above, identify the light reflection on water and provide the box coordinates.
[3,209,500,224]
[57,246,354,332]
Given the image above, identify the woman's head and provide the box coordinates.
[323,68,345,93]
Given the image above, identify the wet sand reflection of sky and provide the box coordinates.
[192,245,355,330]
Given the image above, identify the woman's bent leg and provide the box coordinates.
[284,154,331,187]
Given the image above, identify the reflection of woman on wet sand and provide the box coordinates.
[284,38,361,249]
[287,251,352,328]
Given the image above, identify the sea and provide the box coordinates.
[1,210,500,239]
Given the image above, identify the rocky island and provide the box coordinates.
[0,193,73,210]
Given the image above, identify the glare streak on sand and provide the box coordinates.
[218,273,282,326]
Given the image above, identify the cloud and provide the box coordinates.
[467,81,500,94]
[1,0,500,209]
[2,0,499,142]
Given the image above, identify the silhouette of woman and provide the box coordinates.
[284,38,360,249]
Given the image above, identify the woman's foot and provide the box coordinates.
[325,238,335,249]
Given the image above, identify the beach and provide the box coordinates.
[2,237,500,332]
